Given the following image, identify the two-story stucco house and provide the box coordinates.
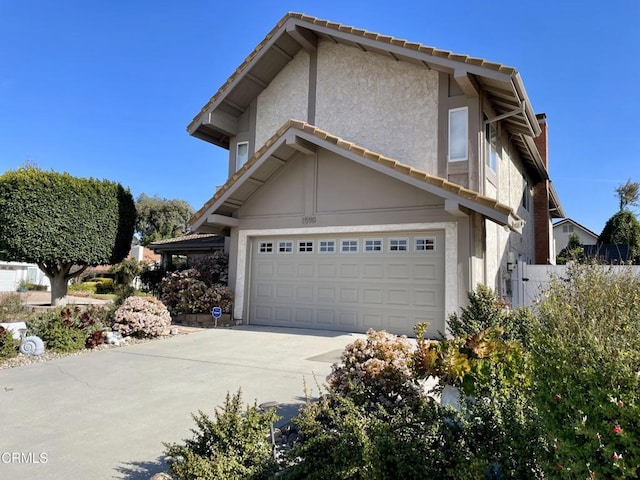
[188,13,564,337]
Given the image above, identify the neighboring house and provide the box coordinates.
[0,261,50,292]
[553,218,598,253]
[148,233,226,269]
[187,13,564,337]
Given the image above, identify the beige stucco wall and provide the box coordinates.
[483,126,537,296]
[255,50,309,149]
[315,40,439,172]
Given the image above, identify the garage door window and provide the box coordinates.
[364,239,383,252]
[278,241,293,253]
[298,241,313,253]
[319,240,336,253]
[389,238,408,252]
[415,237,436,252]
[259,241,273,253]
[341,239,358,253]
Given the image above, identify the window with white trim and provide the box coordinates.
[319,240,336,253]
[448,107,468,162]
[298,240,313,253]
[258,241,273,253]
[278,241,293,253]
[485,120,498,173]
[364,239,383,252]
[389,238,408,252]
[415,237,436,252]
[236,141,249,170]
[341,239,358,253]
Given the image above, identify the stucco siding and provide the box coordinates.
[255,50,309,149]
[315,40,439,172]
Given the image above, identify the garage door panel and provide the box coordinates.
[256,262,274,276]
[339,311,358,327]
[413,263,438,280]
[339,264,359,277]
[339,287,358,303]
[317,287,335,302]
[256,283,274,299]
[318,264,336,278]
[363,264,383,278]
[363,313,383,330]
[250,232,445,336]
[363,288,383,304]
[296,264,314,277]
[295,286,314,301]
[294,308,313,325]
[277,263,294,277]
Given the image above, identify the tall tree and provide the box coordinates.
[556,232,584,265]
[615,179,639,211]
[135,194,193,246]
[598,211,640,263]
[0,168,136,305]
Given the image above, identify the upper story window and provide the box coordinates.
[522,178,531,211]
[562,225,574,233]
[236,141,249,170]
[448,107,468,162]
[485,121,498,172]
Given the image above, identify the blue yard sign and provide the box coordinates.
[212,307,222,319]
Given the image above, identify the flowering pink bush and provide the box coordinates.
[112,296,172,338]
[327,329,425,412]
[159,253,233,315]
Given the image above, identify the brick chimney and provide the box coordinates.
[533,113,552,264]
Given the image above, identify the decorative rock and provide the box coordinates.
[105,331,125,346]
[170,328,179,335]
[19,336,45,356]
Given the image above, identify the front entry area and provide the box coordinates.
[248,230,445,336]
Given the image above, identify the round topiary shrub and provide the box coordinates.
[111,296,172,338]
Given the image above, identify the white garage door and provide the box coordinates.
[0,266,18,292]
[249,231,445,336]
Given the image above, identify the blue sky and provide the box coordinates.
[0,1,638,235]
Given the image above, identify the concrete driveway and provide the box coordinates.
[0,326,363,479]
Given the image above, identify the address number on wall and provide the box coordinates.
[302,216,317,224]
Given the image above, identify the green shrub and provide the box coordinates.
[68,281,98,294]
[447,284,535,347]
[41,318,86,353]
[93,277,115,294]
[18,280,48,291]
[31,305,109,351]
[530,264,640,478]
[282,389,469,480]
[0,326,18,361]
[164,389,279,480]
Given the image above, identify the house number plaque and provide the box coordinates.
[302,216,317,224]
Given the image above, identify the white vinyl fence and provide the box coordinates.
[510,262,640,309]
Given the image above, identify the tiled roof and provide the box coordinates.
[148,233,220,246]
[190,119,518,229]
[187,12,516,133]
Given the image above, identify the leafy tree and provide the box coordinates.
[135,193,193,246]
[615,179,639,211]
[0,168,136,305]
[598,210,640,262]
[556,232,584,264]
